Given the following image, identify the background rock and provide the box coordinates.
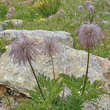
[0,25,4,31]
[0,45,109,94]
[82,94,110,110]
[3,19,23,26]
[0,29,73,47]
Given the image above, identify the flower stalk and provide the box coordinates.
[50,53,55,79]
[81,49,90,95]
[26,55,45,100]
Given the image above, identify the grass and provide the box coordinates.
[0,0,110,58]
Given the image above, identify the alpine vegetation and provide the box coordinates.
[8,7,15,14]
[84,1,91,8]
[40,38,60,79]
[77,22,103,95]
[9,35,45,100]
[78,5,84,11]
[6,13,12,19]
[78,0,95,23]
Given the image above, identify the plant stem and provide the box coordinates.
[26,56,45,100]
[81,49,90,96]
[50,54,55,79]
[4,93,12,110]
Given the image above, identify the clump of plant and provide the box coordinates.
[0,4,8,20]
[77,22,104,95]
[14,74,63,110]
[14,74,107,110]
[35,0,61,17]
[60,74,107,100]
[5,7,16,19]
[9,35,45,100]
[40,38,60,79]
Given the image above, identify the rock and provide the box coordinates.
[3,19,23,26]
[82,100,103,110]
[97,94,110,109]
[0,29,73,47]
[59,86,71,98]
[102,20,110,25]
[0,25,4,31]
[0,45,110,95]
[0,101,11,110]
[82,94,110,110]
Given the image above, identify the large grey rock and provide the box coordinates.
[0,45,109,94]
[0,25,4,31]
[0,29,73,47]
[82,94,110,110]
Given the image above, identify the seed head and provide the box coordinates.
[88,5,95,12]
[6,13,12,19]
[85,1,91,7]
[9,36,39,65]
[41,38,60,57]
[8,7,15,14]
[77,22,103,49]
[78,5,84,11]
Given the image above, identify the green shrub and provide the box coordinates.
[14,74,107,110]
[59,74,107,101]
[36,0,61,17]
[14,74,63,110]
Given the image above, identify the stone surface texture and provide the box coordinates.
[0,29,73,47]
[0,45,109,93]
[0,30,110,109]
[82,94,110,110]
[0,25,4,31]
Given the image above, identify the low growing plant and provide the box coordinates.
[41,38,60,79]
[77,22,104,95]
[9,35,45,100]
[59,74,107,101]
[14,74,107,110]
[14,74,63,110]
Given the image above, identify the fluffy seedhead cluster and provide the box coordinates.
[78,1,95,13]
[77,22,103,49]
[6,13,12,19]
[41,38,60,57]
[9,36,39,65]
[78,5,84,11]
[6,7,15,19]
[88,5,95,12]
[8,7,15,14]
[85,1,91,7]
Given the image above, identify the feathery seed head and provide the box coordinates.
[6,13,12,19]
[88,5,95,12]
[78,5,84,11]
[41,38,60,57]
[9,36,39,65]
[77,22,103,49]
[8,7,15,14]
[85,1,91,7]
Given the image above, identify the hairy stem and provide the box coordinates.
[50,54,55,80]
[27,56,45,100]
[81,49,90,96]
